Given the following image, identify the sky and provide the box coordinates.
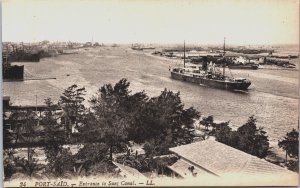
[2,0,299,45]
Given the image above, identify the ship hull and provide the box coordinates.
[228,65,258,70]
[171,72,251,90]
[3,65,24,80]
[12,53,40,62]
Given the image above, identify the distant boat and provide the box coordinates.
[142,46,155,50]
[131,46,143,51]
[228,64,258,70]
[169,39,251,90]
[2,54,24,81]
[131,44,155,50]
[284,64,296,68]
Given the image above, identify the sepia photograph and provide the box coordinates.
[2,0,299,187]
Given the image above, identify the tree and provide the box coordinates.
[215,122,232,144]
[83,79,200,159]
[124,91,149,143]
[278,128,299,162]
[200,116,215,131]
[215,116,269,158]
[5,109,37,148]
[140,89,200,154]
[215,121,240,148]
[59,84,86,140]
[143,138,173,157]
[84,79,132,160]
[42,98,71,177]
[237,116,269,158]
[18,110,37,165]
[6,109,42,177]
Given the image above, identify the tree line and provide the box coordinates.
[3,78,298,180]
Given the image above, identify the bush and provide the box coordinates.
[116,154,152,172]
[86,162,116,177]
[143,138,173,157]
[75,143,110,164]
[13,149,44,178]
[286,160,299,172]
[4,149,17,180]
[44,147,74,177]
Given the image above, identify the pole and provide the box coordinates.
[35,95,38,117]
[223,37,226,77]
[35,95,37,112]
[223,37,226,56]
[6,46,8,65]
[184,40,186,68]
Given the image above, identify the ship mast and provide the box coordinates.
[223,37,226,77]
[184,40,186,68]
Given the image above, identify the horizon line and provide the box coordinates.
[2,40,300,46]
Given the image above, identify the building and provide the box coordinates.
[233,56,247,64]
[112,161,146,179]
[168,140,297,184]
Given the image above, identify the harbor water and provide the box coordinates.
[3,46,298,156]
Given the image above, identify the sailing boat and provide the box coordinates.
[169,39,251,90]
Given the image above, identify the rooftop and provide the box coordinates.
[112,161,146,179]
[168,158,215,178]
[169,140,295,177]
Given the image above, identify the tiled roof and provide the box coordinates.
[168,158,215,178]
[242,157,290,176]
[169,140,295,177]
[112,161,146,178]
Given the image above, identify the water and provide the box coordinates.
[3,46,298,154]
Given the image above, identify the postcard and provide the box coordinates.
[2,0,299,187]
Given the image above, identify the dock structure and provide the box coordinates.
[3,96,61,112]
